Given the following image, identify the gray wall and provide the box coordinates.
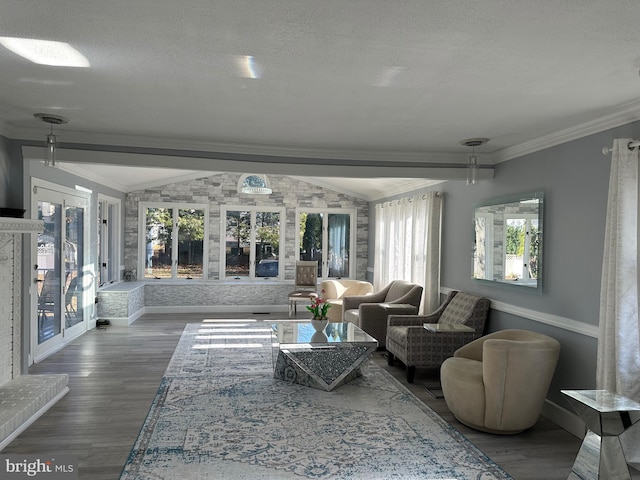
[369,120,640,408]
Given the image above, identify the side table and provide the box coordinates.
[562,389,640,480]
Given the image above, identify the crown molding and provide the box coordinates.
[11,99,640,165]
[493,99,640,163]
[0,119,10,138]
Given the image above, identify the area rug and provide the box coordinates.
[120,321,512,479]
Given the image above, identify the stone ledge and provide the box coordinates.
[0,374,69,451]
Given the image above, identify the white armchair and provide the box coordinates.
[320,279,373,322]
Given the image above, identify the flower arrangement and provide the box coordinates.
[306,290,331,320]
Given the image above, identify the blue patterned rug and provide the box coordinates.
[120,321,512,479]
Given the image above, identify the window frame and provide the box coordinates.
[220,205,286,280]
[138,202,209,280]
[295,207,357,280]
[97,194,121,287]
[503,213,539,282]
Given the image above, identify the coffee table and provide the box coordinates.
[271,322,378,391]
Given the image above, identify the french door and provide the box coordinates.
[32,184,90,363]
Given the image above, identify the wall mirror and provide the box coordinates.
[472,192,543,291]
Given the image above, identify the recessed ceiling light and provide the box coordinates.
[0,37,90,67]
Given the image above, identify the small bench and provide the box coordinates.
[0,374,69,450]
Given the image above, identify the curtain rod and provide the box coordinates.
[602,140,640,155]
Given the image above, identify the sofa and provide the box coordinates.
[320,279,374,322]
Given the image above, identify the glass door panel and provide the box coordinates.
[33,187,90,363]
[37,201,63,345]
[64,205,86,333]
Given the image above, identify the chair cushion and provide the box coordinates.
[386,325,409,346]
[344,309,359,323]
[439,293,480,324]
[384,281,414,302]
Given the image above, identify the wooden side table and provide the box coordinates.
[562,389,640,480]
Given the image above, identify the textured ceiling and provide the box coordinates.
[2,1,640,195]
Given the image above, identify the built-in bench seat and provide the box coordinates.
[97,280,294,325]
[0,374,69,450]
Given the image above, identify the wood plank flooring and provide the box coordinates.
[1,312,633,479]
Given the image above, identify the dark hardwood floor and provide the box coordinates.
[1,312,625,479]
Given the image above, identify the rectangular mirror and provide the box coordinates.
[472,192,543,291]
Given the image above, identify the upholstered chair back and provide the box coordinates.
[384,280,423,308]
[438,292,490,335]
[294,261,318,290]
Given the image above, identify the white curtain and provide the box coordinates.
[373,192,443,314]
[597,139,640,462]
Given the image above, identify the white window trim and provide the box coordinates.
[295,207,357,280]
[138,202,210,280]
[503,213,538,282]
[220,205,286,280]
[97,193,121,286]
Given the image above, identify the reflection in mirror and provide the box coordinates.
[473,192,543,290]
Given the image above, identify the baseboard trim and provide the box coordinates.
[0,387,69,451]
[541,398,585,439]
[144,305,289,315]
[101,305,297,326]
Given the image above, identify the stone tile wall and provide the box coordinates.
[0,233,16,385]
[124,173,369,282]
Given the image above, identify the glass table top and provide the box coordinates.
[271,321,378,347]
[561,389,640,412]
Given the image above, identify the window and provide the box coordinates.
[140,203,208,279]
[297,208,355,278]
[222,206,284,279]
[237,173,272,195]
[504,215,540,282]
[97,195,121,286]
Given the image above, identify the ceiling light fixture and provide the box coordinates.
[34,113,69,167]
[461,138,489,185]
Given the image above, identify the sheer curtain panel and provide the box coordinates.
[597,138,640,462]
[374,192,443,313]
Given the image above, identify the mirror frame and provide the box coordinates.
[472,191,543,293]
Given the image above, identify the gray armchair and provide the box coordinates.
[386,291,490,383]
[343,280,423,348]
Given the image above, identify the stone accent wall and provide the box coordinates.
[0,232,17,384]
[124,173,369,281]
[0,219,43,384]
[143,282,293,308]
